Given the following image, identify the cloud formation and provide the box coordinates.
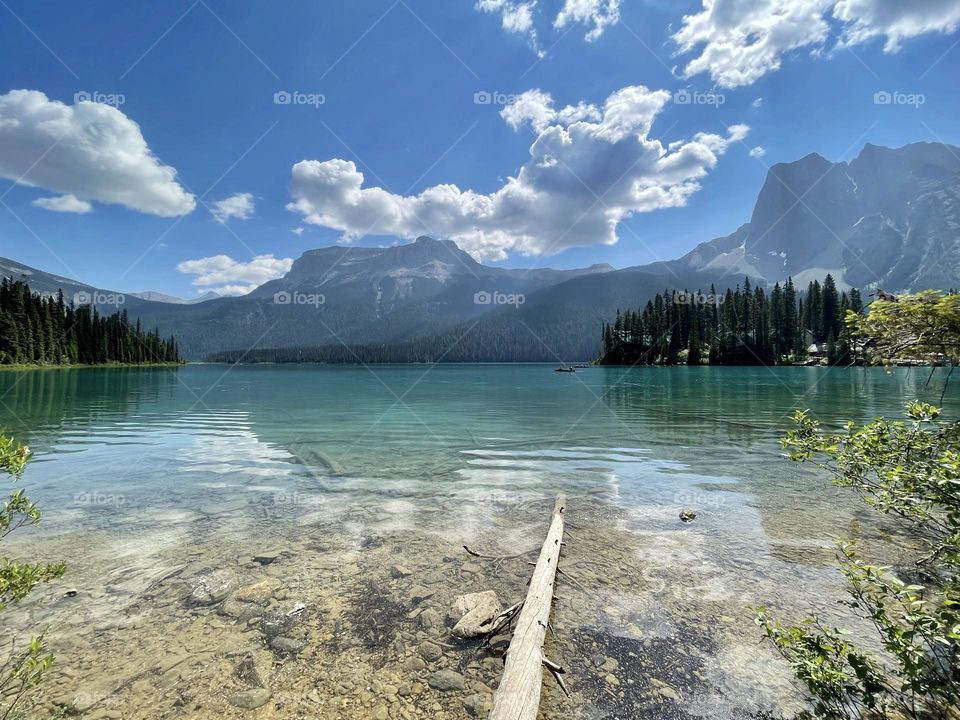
[31,193,93,213]
[476,0,541,53]
[500,88,601,133]
[287,85,748,261]
[210,192,255,223]
[554,0,622,41]
[476,0,622,51]
[0,90,195,216]
[177,254,293,296]
[674,0,960,88]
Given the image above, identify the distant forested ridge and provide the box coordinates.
[0,278,180,366]
[204,322,580,364]
[600,276,864,366]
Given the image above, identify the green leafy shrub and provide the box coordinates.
[1,434,65,720]
[758,403,959,719]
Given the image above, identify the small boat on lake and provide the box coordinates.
[555,366,576,373]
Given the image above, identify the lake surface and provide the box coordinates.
[1,364,955,719]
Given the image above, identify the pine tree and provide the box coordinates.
[0,278,181,367]
[597,277,869,367]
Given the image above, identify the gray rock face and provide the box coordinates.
[451,590,502,639]
[228,688,271,709]
[677,142,960,293]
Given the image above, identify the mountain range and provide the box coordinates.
[666,141,960,291]
[3,142,958,361]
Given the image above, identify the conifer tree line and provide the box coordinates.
[0,278,180,365]
[600,275,865,366]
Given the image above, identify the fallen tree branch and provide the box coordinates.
[543,656,570,697]
[464,545,539,562]
[489,495,566,720]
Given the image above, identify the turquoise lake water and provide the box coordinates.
[3,364,953,520]
[0,364,955,719]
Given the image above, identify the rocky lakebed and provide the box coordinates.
[1,489,849,720]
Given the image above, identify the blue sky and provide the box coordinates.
[1,0,959,298]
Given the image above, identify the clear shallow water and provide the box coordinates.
[1,364,956,719]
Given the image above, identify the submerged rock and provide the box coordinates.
[418,641,443,662]
[408,585,434,603]
[218,599,249,619]
[419,608,442,630]
[234,579,281,604]
[189,569,236,606]
[679,509,697,523]
[252,549,284,565]
[228,688,271,709]
[464,692,493,716]
[451,590,501,639]
[390,565,413,578]
[259,601,306,638]
[269,636,304,655]
[403,656,427,672]
[428,670,465,692]
[650,677,681,702]
[234,652,271,687]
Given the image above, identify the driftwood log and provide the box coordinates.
[489,495,566,720]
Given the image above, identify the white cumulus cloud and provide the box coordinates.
[477,0,623,49]
[177,254,293,296]
[31,193,93,214]
[749,146,767,158]
[0,89,195,216]
[476,0,541,53]
[554,0,622,41]
[673,0,960,88]
[210,192,255,223]
[287,85,748,261]
[500,89,602,133]
[834,0,960,51]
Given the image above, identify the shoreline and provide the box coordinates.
[0,362,184,372]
